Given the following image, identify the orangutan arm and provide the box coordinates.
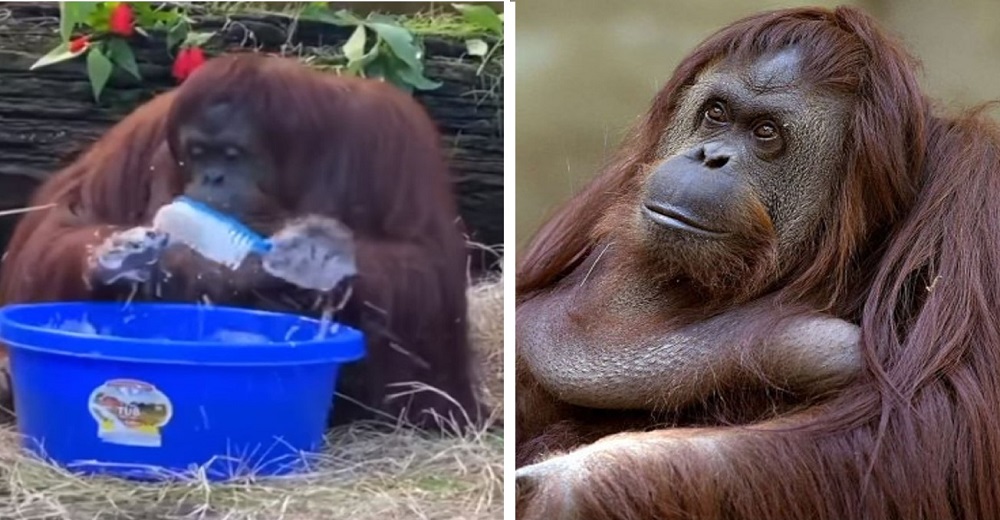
[0,203,139,303]
[0,202,271,306]
[515,415,857,520]
[518,294,860,412]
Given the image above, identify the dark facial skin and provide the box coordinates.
[174,102,272,215]
[643,48,849,271]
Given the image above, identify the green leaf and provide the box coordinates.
[453,3,503,35]
[58,2,72,41]
[348,47,379,76]
[343,25,367,63]
[346,30,381,75]
[166,21,189,51]
[367,55,413,94]
[183,31,215,48]
[372,52,441,92]
[163,6,195,26]
[395,62,442,91]
[300,6,356,26]
[131,2,157,26]
[364,56,385,80]
[106,38,140,79]
[60,1,99,41]
[157,10,183,25]
[299,3,330,21]
[86,45,114,102]
[367,13,399,25]
[331,9,365,25]
[367,22,421,71]
[465,38,488,57]
[30,42,85,70]
[84,2,113,32]
[133,2,177,26]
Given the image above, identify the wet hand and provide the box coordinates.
[90,226,169,284]
[262,216,358,291]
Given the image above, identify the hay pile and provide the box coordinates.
[0,275,505,520]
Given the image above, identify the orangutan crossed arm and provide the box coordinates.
[518,288,860,411]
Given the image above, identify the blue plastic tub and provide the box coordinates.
[0,301,365,481]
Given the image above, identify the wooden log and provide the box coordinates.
[0,2,504,272]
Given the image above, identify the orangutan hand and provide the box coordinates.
[89,226,170,285]
[262,216,358,292]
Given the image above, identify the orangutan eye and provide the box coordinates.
[704,102,728,124]
[753,122,779,140]
[224,146,241,160]
[189,145,205,158]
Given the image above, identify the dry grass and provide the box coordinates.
[468,268,504,420]
[0,273,505,520]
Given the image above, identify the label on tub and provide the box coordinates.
[87,379,174,448]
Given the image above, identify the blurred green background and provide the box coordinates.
[515,0,1000,255]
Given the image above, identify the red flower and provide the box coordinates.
[172,47,207,82]
[69,36,90,53]
[109,4,135,37]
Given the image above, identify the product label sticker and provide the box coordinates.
[87,379,173,448]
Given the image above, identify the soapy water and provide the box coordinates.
[207,329,272,343]
[100,215,355,343]
[260,217,358,293]
[58,228,355,343]
[58,318,107,336]
[50,311,338,344]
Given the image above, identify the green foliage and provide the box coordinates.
[452,3,503,74]
[299,6,441,93]
[85,46,114,101]
[31,2,458,100]
[59,2,98,41]
[106,37,140,79]
[30,41,86,71]
[31,2,213,102]
[453,3,503,36]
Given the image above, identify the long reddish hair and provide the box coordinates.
[518,6,1000,518]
